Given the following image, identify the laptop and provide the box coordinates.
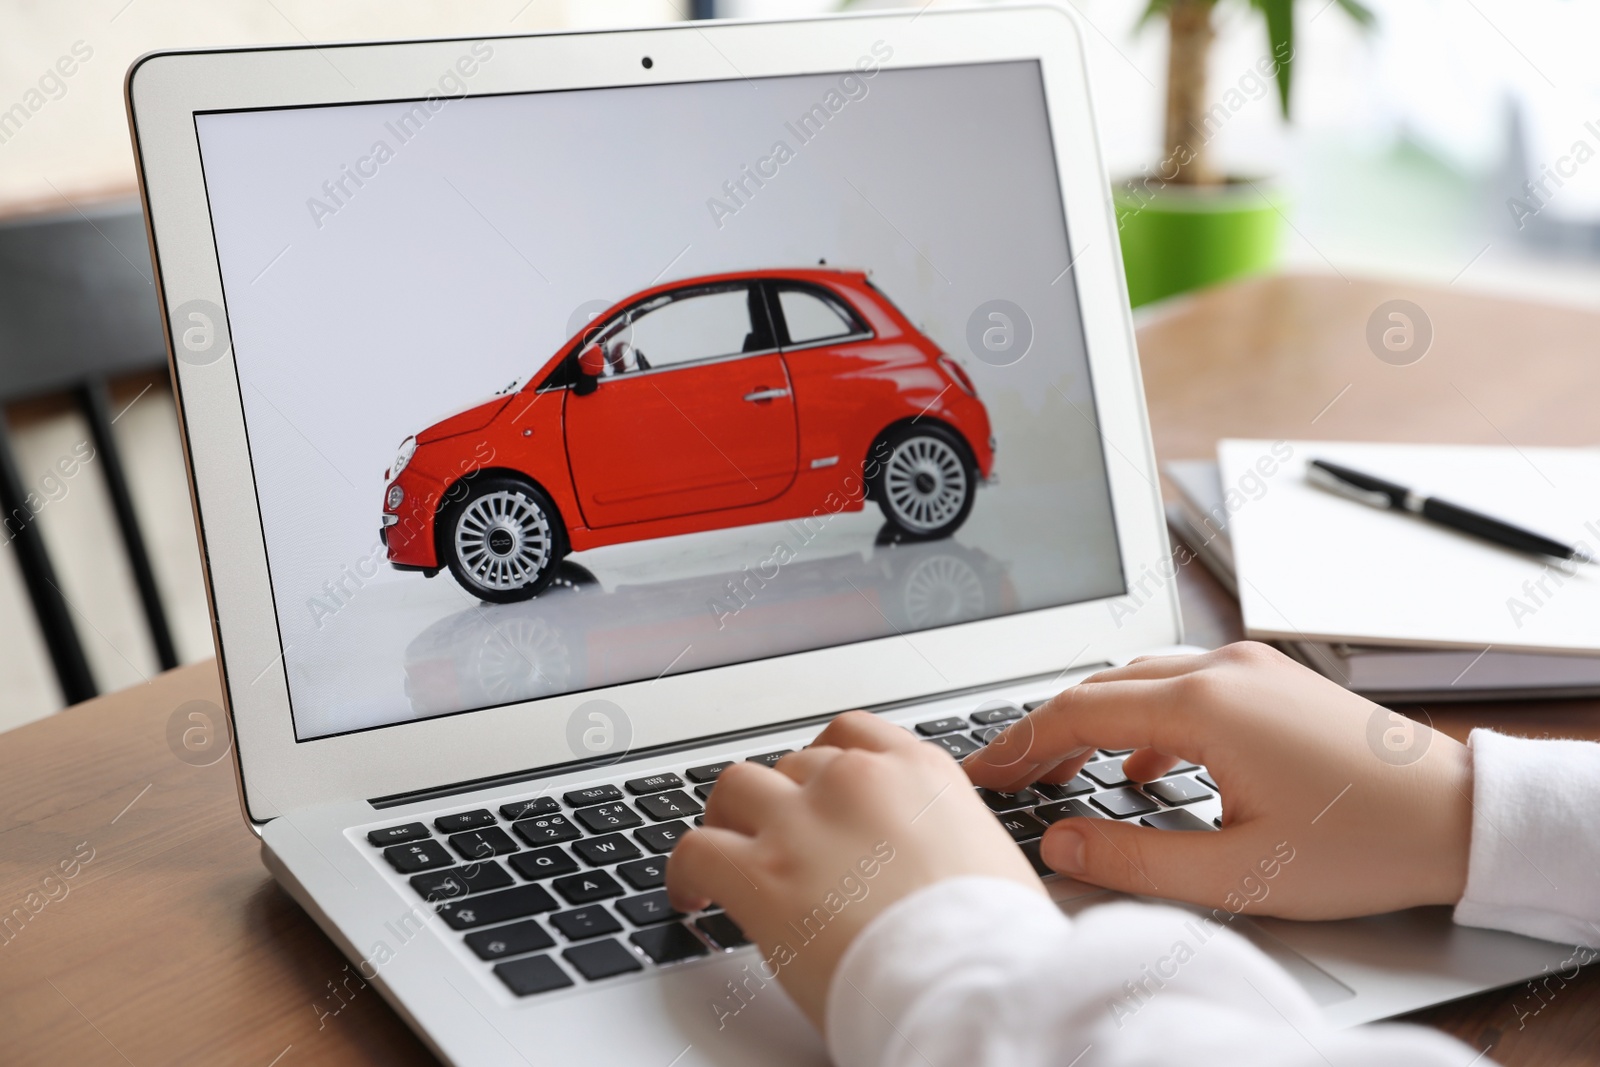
[126,6,1572,1063]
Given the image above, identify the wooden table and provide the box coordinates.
[3,274,1597,1065]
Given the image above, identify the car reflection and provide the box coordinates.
[402,534,1017,716]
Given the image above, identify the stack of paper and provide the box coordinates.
[1165,441,1600,701]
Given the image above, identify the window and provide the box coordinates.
[778,287,859,345]
[589,285,762,377]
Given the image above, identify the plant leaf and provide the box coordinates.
[1334,0,1377,27]
[1250,0,1295,119]
[1136,0,1175,32]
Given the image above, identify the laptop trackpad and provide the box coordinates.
[1051,887,1356,1007]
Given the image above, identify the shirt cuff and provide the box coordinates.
[1454,728,1600,948]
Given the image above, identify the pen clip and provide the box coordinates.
[1306,463,1394,509]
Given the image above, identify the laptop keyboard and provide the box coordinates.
[358,696,1217,999]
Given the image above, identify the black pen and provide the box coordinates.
[1306,457,1597,565]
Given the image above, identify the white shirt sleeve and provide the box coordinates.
[1454,729,1600,949]
[826,878,1476,1067]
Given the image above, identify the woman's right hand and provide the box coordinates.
[962,642,1474,919]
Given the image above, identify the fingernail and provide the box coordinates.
[1042,827,1086,875]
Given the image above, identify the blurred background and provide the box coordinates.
[2,0,1595,731]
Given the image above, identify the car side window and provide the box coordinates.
[777,287,859,346]
[593,285,762,376]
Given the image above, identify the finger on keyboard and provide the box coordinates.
[701,762,797,835]
[809,709,918,752]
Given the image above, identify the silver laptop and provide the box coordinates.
[127,6,1570,1063]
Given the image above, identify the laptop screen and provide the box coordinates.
[193,57,1125,742]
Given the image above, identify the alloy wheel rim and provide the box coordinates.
[455,489,553,591]
[900,554,985,627]
[884,435,967,533]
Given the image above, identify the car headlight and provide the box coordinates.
[386,484,405,510]
[392,435,417,478]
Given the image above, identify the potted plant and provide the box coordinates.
[1116,0,1372,307]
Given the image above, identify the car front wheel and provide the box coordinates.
[440,476,565,603]
[872,424,977,540]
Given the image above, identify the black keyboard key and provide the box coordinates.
[972,726,1004,745]
[617,857,667,891]
[1035,799,1104,824]
[970,703,1024,726]
[637,790,703,821]
[564,938,644,980]
[550,905,623,940]
[1163,761,1201,776]
[1033,775,1095,801]
[564,784,623,807]
[368,822,429,847]
[616,890,682,926]
[508,846,579,881]
[574,802,643,833]
[625,773,684,795]
[448,826,519,861]
[685,761,732,783]
[552,869,625,905]
[1198,770,1219,791]
[437,883,558,929]
[630,923,709,964]
[1019,839,1052,877]
[696,912,750,950]
[1100,748,1135,758]
[512,813,582,846]
[1144,776,1212,806]
[434,809,496,833]
[926,734,980,759]
[915,716,966,736]
[573,833,642,867]
[1083,760,1129,788]
[383,839,452,874]
[977,788,1038,812]
[493,955,573,996]
[1090,787,1160,819]
[410,861,514,901]
[500,797,559,821]
[997,810,1048,842]
[635,820,690,854]
[745,750,792,768]
[465,919,554,960]
[1022,698,1053,711]
[1142,809,1214,832]
[693,783,716,802]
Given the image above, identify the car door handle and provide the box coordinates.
[742,387,790,403]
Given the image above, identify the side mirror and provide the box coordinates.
[573,344,603,396]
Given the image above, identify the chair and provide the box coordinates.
[0,200,177,705]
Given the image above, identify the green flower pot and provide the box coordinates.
[1114,179,1282,308]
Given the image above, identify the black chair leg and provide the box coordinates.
[80,378,180,672]
[0,409,97,705]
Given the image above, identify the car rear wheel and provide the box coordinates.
[440,476,566,603]
[872,424,977,540]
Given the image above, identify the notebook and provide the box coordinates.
[1167,449,1600,700]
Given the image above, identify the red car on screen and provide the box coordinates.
[381,269,995,603]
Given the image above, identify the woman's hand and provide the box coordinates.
[666,711,1042,1028]
[963,642,1473,919]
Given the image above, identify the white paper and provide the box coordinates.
[1219,440,1600,653]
